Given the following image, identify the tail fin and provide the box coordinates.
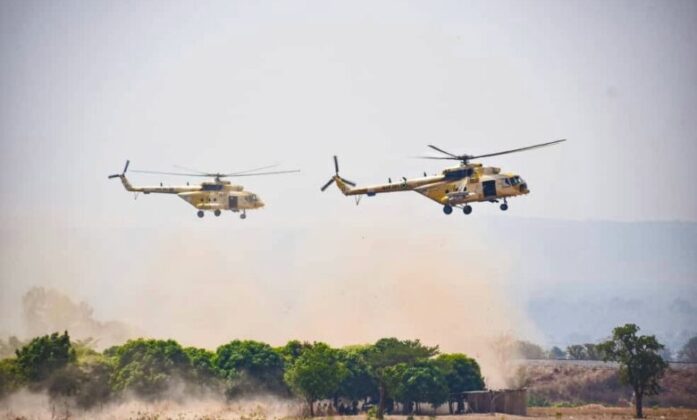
[119,176,135,191]
[334,176,354,195]
[320,156,356,195]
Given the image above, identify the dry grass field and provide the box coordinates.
[529,406,697,419]
[3,406,697,420]
[2,362,695,420]
[522,362,697,409]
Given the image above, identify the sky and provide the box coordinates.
[1,0,696,364]
[1,0,696,227]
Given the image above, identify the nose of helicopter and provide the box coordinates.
[520,182,529,194]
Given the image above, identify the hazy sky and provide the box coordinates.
[1,0,696,361]
[1,0,696,228]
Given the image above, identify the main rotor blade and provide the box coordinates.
[224,169,301,177]
[226,164,280,176]
[173,164,283,177]
[470,139,567,160]
[173,165,210,175]
[416,156,461,160]
[320,178,335,191]
[130,169,210,177]
[427,145,459,158]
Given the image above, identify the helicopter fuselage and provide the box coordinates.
[330,162,529,213]
[116,176,264,214]
[321,140,563,215]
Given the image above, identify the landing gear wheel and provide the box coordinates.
[443,205,453,215]
[197,210,204,218]
[214,209,221,217]
[500,203,508,211]
[463,205,472,215]
[240,212,247,220]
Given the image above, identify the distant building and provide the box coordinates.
[459,389,527,416]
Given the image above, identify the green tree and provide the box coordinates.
[73,357,114,408]
[584,343,603,360]
[276,340,313,364]
[15,331,75,383]
[283,342,347,416]
[185,347,221,390]
[108,338,192,399]
[215,340,286,396]
[336,348,377,411]
[363,338,439,419]
[678,336,697,363]
[0,358,24,398]
[566,344,586,360]
[385,361,448,414]
[548,346,566,360]
[434,353,485,413]
[597,324,668,419]
[516,340,546,359]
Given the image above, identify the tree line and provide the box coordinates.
[0,334,484,417]
[512,335,697,363]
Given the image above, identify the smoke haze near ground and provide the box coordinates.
[1,390,303,420]
[19,287,139,349]
[1,218,532,388]
[3,216,695,387]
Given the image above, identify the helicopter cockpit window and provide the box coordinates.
[249,194,257,202]
[508,176,521,186]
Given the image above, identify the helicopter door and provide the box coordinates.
[228,196,238,209]
[482,180,497,198]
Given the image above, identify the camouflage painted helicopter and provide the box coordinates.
[109,161,299,218]
[321,139,566,215]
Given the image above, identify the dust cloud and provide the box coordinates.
[0,390,302,420]
[21,287,139,349]
[1,220,537,388]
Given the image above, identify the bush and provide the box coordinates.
[15,331,75,383]
[109,338,193,399]
[215,340,286,396]
[0,358,24,398]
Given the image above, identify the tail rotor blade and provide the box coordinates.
[123,160,130,174]
[108,174,120,179]
[333,156,339,174]
[321,178,335,192]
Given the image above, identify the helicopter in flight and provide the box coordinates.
[321,139,566,215]
[109,161,299,219]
